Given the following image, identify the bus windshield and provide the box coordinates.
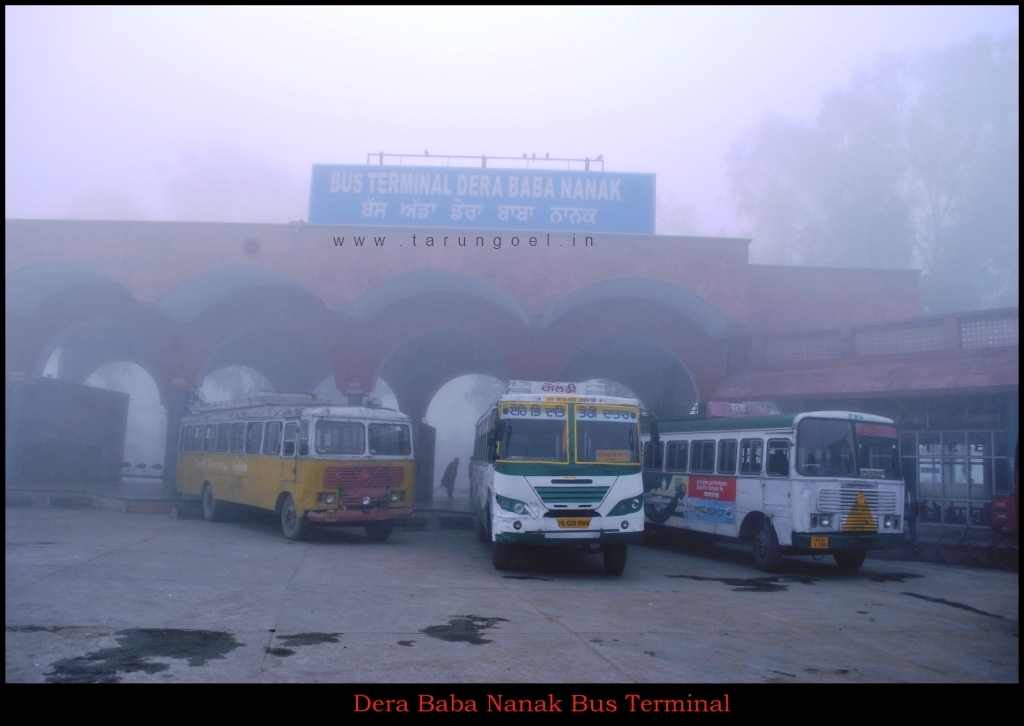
[368,423,411,456]
[797,418,900,479]
[499,419,567,461]
[316,420,365,455]
[577,420,639,463]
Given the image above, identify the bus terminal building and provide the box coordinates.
[4,162,1018,548]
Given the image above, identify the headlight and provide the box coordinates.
[318,492,338,505]
[390,491,403,502]
[815,513,833,528]
[608,494,644,517]
[496,493,531,515]
[883,515,900,529]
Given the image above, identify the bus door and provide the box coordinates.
[281,421,302,488]
[762,438,792,526]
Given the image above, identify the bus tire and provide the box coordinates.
[602,543,628,576]
[833,550,867,572]
[279,493,308,541]
[201,483,223,522]
[492,542,514,571]
[752,517,783,572]
[365,521,394,542]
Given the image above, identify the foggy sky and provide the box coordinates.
[5,6,1018,236]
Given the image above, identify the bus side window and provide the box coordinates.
[231,423,245,453]
[766,439,790,477]
[717,439,737,475]
[282,422,298,457]
[216,424,230,453]
[692,440,716,473]
[205,425,217,452]
[245,422,264,454]
[179,425,189,452]
[263,421,283,455]
[667,441,688,472]
[740,438,763,475]
[299,421,309,456]
[192,426,204,452]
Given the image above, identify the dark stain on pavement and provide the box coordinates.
[665,574,819,592]
[868,573,923,583]
[265,647,295,657]
[502,575,552,581]
[397,640,416,647]
[421,615,508,645]
[276,632,342,647]
[45,628,241,683]
[901,592,1004,619]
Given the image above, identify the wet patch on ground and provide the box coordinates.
[868,573,923,583]
[397,640,416,647]
[439,516,474,530]
[6,541,58,546]
[805,667,855,675]
[665,574,819,592]
[265,647,295,657]
[502,575,552,581]
[275,632,342,647]
[264,632,343,657]
[901,592,1004,619]
[421,615,509,645]
[45,628,242,683]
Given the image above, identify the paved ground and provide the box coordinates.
[5,506,1018,683]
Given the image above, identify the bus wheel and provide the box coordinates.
[492,542,514,570]
[279,494,308,541]
[602,543,628,576]
[201,483,222,522]
[366,521,394,542]
[833,550,867,572]
[752,518,783,572]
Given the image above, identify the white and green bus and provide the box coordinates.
[469,381,645,575]
[641,410,905,572]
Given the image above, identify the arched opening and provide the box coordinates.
[198,365,274,403]
[561,337,698,418]
[579,378,646,407]
[424,374,506,506]
[41,346,62,378]
[84,361,167,495]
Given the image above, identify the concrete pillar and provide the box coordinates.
[160,387,190,498]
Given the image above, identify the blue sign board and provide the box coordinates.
[308,164,655,233]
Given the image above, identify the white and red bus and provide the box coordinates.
[641,410,906,571]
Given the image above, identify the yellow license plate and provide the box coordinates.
[810,535,830,549]
[557,518,591,529]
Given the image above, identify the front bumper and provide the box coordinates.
[495,530,644,546]
[789,532,905,552]
[307,505,413,524]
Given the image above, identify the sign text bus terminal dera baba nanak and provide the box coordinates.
[308,164,656,234]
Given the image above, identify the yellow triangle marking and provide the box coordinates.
[842,492,877,532]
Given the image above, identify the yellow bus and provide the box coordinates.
[176,394,415,540]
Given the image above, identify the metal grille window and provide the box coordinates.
[902,430,1013,527]
[960,316,1018,350]
[855,324,945,356]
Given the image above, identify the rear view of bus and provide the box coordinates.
[469,381,644,575]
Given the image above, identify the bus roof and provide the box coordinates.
[184,401,410,423]
[641,410,894,436]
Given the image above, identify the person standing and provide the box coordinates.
[440,457,459,501]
